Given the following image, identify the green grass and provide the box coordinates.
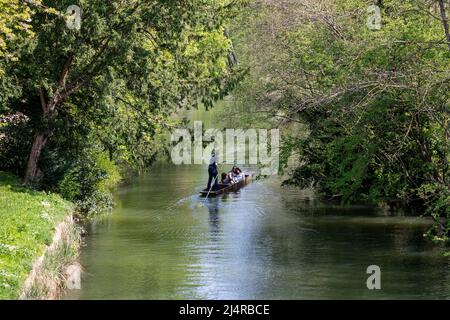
[0,172,74,299]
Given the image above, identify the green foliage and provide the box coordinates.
[0,118,32,177]
[58,150,121,216]
[0,0,245,213]
[0,171,73,299]
[0,0,33,74]
[231,0,449,242]
[420,182,450,244]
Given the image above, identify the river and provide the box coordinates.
[66,105,450,299]
[64,161,450,299]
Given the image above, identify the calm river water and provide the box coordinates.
[66,161,450,299]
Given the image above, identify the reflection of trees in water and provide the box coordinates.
[256,184,446,298]
[205,193,234,238]
[206,196,220,235]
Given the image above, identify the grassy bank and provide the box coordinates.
[0,172,79,299]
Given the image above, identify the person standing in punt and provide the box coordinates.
[206,150,219,191]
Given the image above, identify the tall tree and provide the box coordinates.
[229,0,449,241]
[2,0,241,184]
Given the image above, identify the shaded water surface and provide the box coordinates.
[66,162,450,299]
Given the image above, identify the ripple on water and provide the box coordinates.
[68,163,450,300]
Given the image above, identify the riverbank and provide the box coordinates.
[0,172,81,299]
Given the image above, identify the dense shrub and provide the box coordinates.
[0,116,33,177]
[58,151,121,217]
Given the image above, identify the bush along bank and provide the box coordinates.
[0,172,81,299]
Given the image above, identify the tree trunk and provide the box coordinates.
[224,29,239,67]
[23,56,73,185]
[23,132,48,185]
[437,0,450,51]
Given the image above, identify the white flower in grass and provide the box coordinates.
[41,200,50,207]
[0,243,17,252]
[40,212,52,221]
[0,270,18,280]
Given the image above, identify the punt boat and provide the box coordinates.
[199,173,254,197]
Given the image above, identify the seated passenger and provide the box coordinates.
[232,166,242,175]
[231,166,244,182]
[227,171,237,184]
[221,172,230,184]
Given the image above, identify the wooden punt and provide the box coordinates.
[199,173,254,197]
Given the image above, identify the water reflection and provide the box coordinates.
[66,163,450,300]
[64,103,450,299]
[205,197,221,237]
